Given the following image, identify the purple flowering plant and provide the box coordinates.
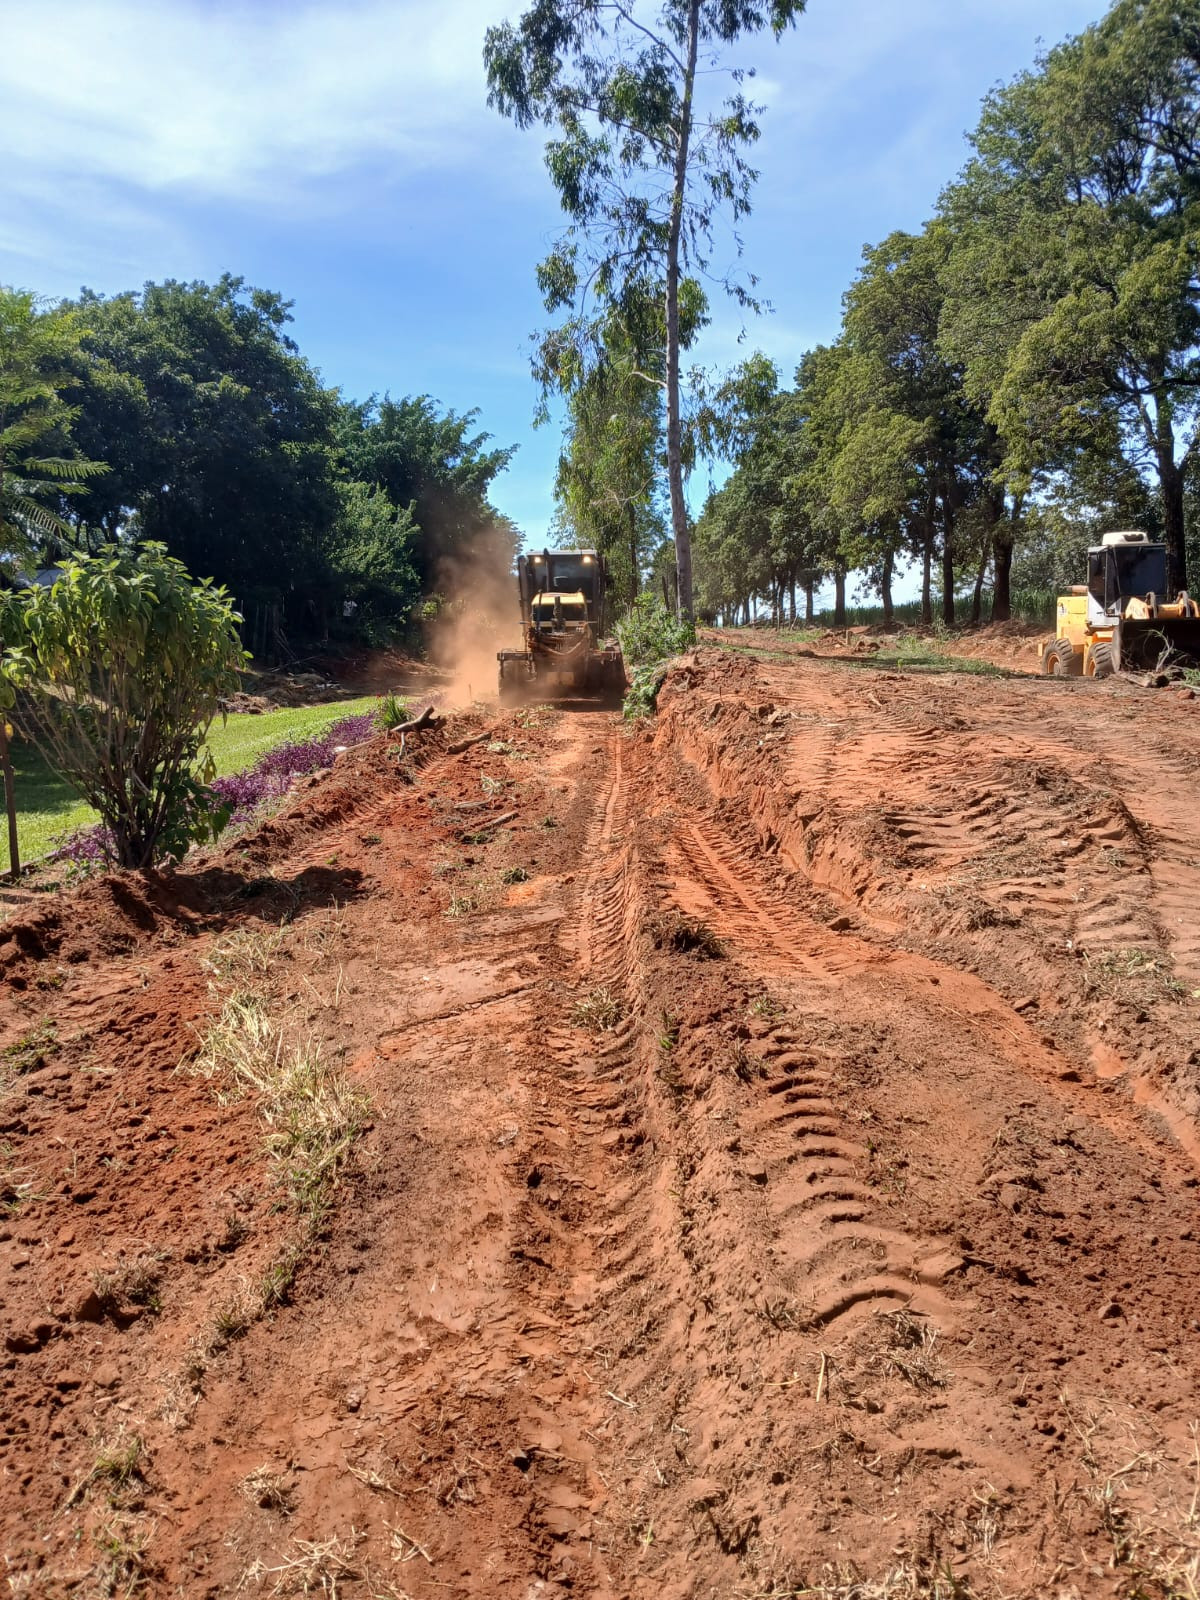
[52,709,380,872]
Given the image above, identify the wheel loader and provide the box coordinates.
[1041,531,1200,679]
[497,548,626,704]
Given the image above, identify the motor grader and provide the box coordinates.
[497,548,626,704]
[1041,531,1200,679]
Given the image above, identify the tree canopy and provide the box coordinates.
[0,275,519,651]
[0,288,107,573]
[485,0,805,620]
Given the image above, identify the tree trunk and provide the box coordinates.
[626,501,640,607]
[970,539,988,625]
[921,537,932,626]
[804,578,814,623]
[0,722,19,881]
[1158,445,1187,593]
[833,562,847,628]
[991,522,1015,623]
[941,495,955,627]
[880,548,894,625]
[664,0,701,623]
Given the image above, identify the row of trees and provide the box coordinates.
[695,0,1200,627]
[0,277,518,647]
[516,0,1200,628]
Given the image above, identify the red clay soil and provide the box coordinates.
[3,652,1200,1598]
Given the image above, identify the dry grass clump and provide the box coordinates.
[572,985,625,1032]
[741,1562,973,1598]
[92,1514,154,1597]
[241,1465,297,1514]
[201,925,287,982]
[1058,1392,1200,1596]
[240,1530,363,1595]
[64,1428,146,1512]
[1,1018,59,1085]
[92,1250,169,1316]
[189,993,367,1221]
[178,962,370,1414]
[648,910,726,958]
[1083,944,1186,1003]
[876,1310,948,1392]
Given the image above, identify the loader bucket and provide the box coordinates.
[1113,615,1200,673]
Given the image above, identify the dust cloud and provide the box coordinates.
[426,546,524,707]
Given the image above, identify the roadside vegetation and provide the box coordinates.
[9,696,381,863]
[616,593,696,718]
[0,283,517,651]
[1,544,245,867]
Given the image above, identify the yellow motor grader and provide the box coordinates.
[497,548,626,704]
[1041,531,1200,679]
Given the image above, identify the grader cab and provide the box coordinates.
[1041,531,1200,679]
[497,549,625,704]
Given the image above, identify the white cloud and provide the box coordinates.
[0,0,515,200]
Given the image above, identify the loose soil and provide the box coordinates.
[4,644,1200,1598]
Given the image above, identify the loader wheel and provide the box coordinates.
[1044,638,1080,677]
[1087,641,1115,679]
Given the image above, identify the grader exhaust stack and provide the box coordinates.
[497,549,626,704]
[1041,531,1200,679]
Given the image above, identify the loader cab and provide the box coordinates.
[1085,532,1168,623]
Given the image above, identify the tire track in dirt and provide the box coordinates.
[664,816,963,1339]
[10,665,1200,1597]
[578,648,1200,1594]
[1107,741,1200,983]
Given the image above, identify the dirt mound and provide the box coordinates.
[4,659,1200,1596]
[0,871,213,985]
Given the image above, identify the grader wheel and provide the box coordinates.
[1043,638,1081,677]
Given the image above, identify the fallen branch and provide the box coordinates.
[446,732,489,756]
[459,809,517,839]
[388,704,441,737]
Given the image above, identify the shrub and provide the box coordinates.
[615,592,696,668]
[623,661,671,719]
[376,692,411,731]
[1,544,245,868]
[53,709,378,869]
[615,594,696,719]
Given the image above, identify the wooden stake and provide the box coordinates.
[0,720,19,881]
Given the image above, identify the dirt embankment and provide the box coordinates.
[3,651,1200,1597]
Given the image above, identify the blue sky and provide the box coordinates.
[1,0,1105,554]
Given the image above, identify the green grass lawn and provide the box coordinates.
[8,696,381,862]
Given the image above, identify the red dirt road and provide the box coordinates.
[3,650,1200,1598]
